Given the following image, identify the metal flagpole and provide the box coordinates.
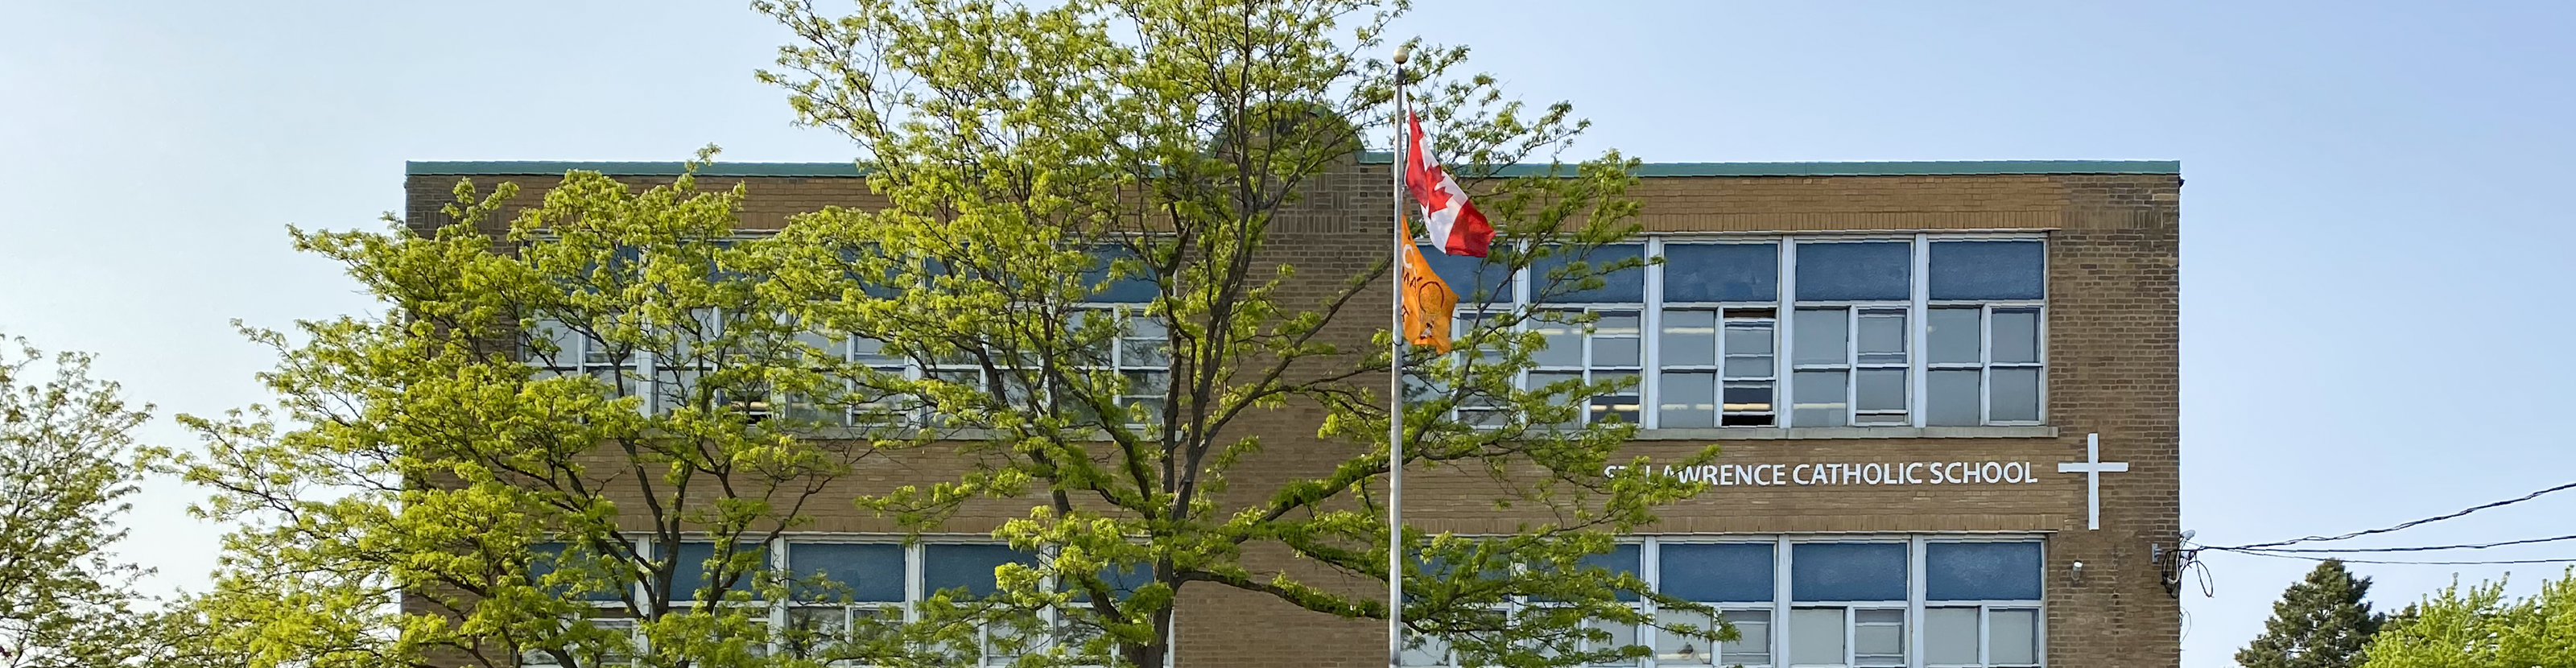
[1386,44,1411,668]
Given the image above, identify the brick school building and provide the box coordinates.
[407,153,2181,668]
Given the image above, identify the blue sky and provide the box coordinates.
[5,2,2574,666]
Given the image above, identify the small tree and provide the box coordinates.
[0,333,155,668]
[2235,559,2383,668]
[2358,568,2576,668]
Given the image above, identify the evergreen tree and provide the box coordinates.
[2237,559,2384,668]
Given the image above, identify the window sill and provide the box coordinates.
[1631,426,2058,440]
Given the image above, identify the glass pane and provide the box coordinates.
[1855,625,1903,659]
[1534,243,1647,303]
[1724,383,1774,415]
[1121,318,1171,367]
[1599,620,1640,663]
[1724,609,1773,658]
[669,541,769,602]
[1795,241,1912,301]
[1583,544,1645,602]
[1725,356,1776,379]
[1856,369,1906,412]
[1655,608,1715,665]
[1925,608,1979,665]
[852,336,897,365]
[1083,246,1159,303]
[1927,307,1981,365]
[1787,608,1846,666]
[1591,386,1641,425]
[1660,372,1718,429]
[1927,370,1983,427]
[1658,542,1775,602]
[1990,609,2039,665]
[1420,244,1517,304]
[789,542,905,602]
[1791,309,1847,365]
[1400,633,1451,666]
[1991,369,2041,423]
[1533,316,1583,368]
[1661,310,1719,367]
[1926,542,2044,601]
[1791,370,1848,427]
[1856,312,1905,361]
[923,544,1034,597]
[1992,309,2040,365]
[1664,243,1780,302]
[1594,336,1642,369]
[782,606,848,659]
[1791,542,1906,602]
[1726,320,1776,355]
[1930,241,2045,300]
[1596,313,1641,336]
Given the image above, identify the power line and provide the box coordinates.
[2208,550,2576,566]
[2215,480,2576,550]
[2223,533,2576,554]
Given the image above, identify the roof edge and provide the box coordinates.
[407,158,2180,179]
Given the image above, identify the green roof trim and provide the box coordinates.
[408,158,2178,179]
[1356,151,2177,176]
[407,161,866,177]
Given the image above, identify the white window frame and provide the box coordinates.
[1396,534,2046,668]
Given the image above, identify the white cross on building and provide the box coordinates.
[2058,433,2130,530]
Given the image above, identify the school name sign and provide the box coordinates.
[1604,460,2041,487]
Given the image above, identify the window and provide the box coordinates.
[1788,241,1912,428]
[1532,311,1642,426]
[1657,542,1774,666]
[1402,535,2046,668]
[1525,244,1647,427]
[1658,242,1780,429]
[1925,241,2046,426]
[1425,234,2047,431]
[531,319,639,398]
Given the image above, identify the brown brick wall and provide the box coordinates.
[403,156,2180,668]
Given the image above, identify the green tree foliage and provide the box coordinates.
[2236,559,2384,668]
[0,333,155,668]
[755,0,1719,666]
[163,0,1721,666]
[2358,568,2576,668]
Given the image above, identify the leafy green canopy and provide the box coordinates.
[2358,567,2576,668]
[162,0,1724,666]
[0,334,159,668]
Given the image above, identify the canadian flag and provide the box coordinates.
[1405,113,1494,258]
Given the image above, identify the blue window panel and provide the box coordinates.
[1663,243,1779,302]
[924,544,1037,597]
[1534,244,1647,303]
[530,542,626,601]
[1790,542,1907,602]
[669,541,771,601]
[1929,241,2045,300]
[1794,242,1912,302]
[1587,544,1645,602]
[1418,245,1518,304]
[788,542,905,602]
[1926,542,2043,601]
[1658,542,1776,603]
[1072,562,1158,602]
[1532,543,1643,602]
[1082,247,1159,303]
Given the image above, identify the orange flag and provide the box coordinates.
[1401,244,1459,353]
